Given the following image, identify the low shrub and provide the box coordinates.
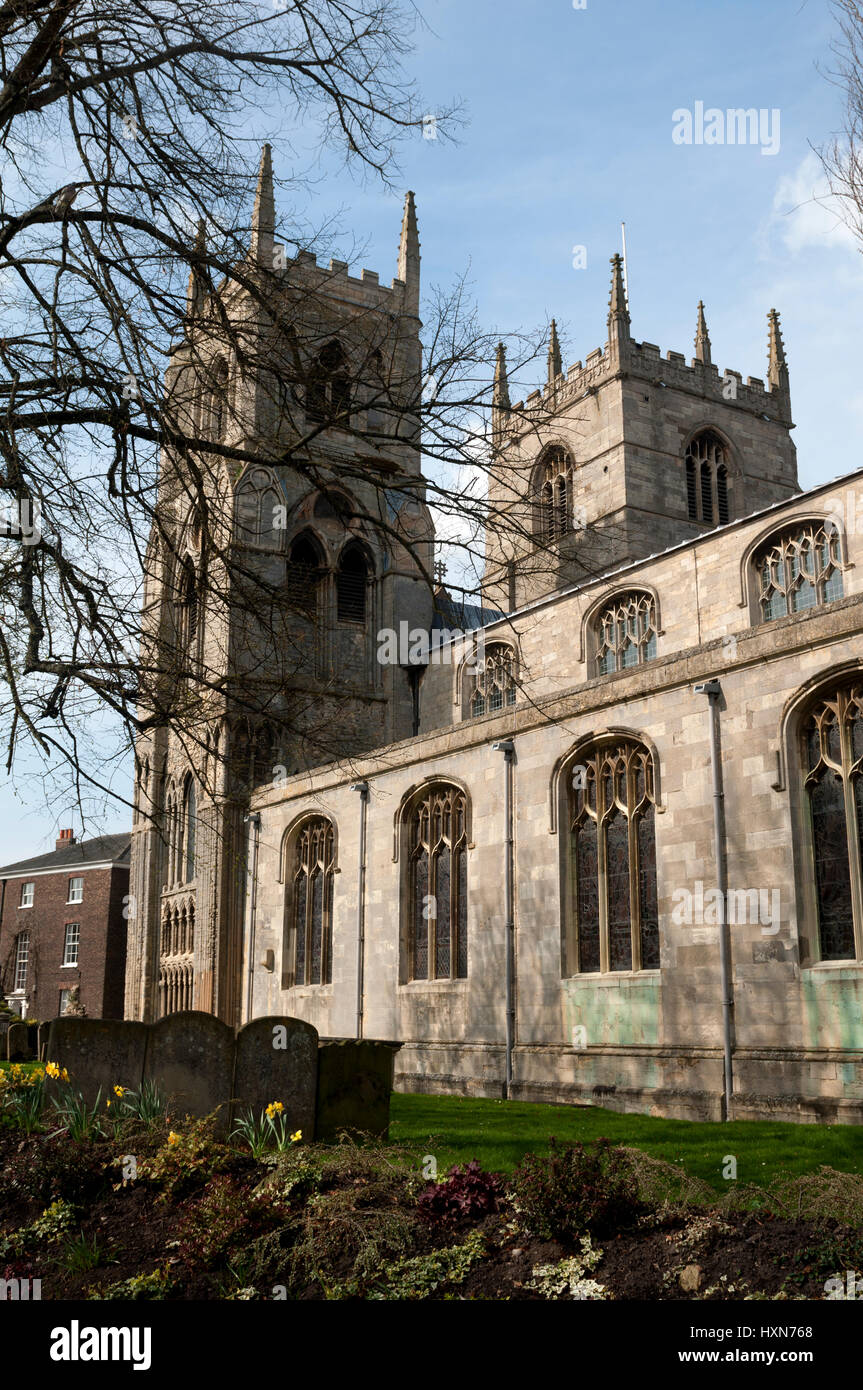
[133,1115,239,1201]
[417,1159,504,1226]
[510,1137,643,1242]
[176,1174,285,1269]
[2,1133,110,1206]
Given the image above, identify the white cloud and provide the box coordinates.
[767,152,859,256]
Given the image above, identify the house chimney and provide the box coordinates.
[56,828,75,849]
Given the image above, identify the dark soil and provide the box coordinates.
[1,1122,857,1300]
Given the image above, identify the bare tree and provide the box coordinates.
[0,0,618,852]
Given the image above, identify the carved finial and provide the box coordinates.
[694,300,711,366]
[547,319,562,386]
[767,308,788,392]
[397,190,420,316]
[492,341,511,448]
[607,254,630,363]
[185,218,207,322]
[250,143,275,268]
[433,559,447,587]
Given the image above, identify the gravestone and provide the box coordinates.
[232,1016,318,1138]
[144,1011,234,1126]
[315,1040,401,1142]
[45,1017,148,1104]
[5,1021,30,1062]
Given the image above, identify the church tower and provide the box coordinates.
[125,152,434,1025]
[483,257,799,611]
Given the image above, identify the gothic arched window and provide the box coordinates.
[286,534,322,619]
[337,545,368,623]
[183,777,197,883]
[756,522,844,622]
[595,591,657,675]
[209,358,229,441]
[685,430,729,525]
[290,818,335,986]
[234,468,283,549]
[535,446,574,543]
[469,644,517,717]
[803,682,863,962]
[179,558,198,656]
[306,340,351,424]
[407,785,469,981]
[566,740,659,975]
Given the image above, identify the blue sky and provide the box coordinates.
[2,0,860,860]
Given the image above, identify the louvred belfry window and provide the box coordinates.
[567,741,659,975]
[337,547,368,623]
[685,430,729,525]
[536,447,574,543]
[286,536,321,619]
[804,683,863,962]
[408,786,468,981]
[292,819,335,985]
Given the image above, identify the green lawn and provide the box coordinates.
[390,1092,863,1192]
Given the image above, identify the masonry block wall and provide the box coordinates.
[246,469,863,1124]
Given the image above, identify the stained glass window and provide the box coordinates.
[468,645,517,717]
[292,818,334,985]
[408,786,468,980]
[804,684,863,961]
[596,593,658,676]
[757,523,844,622]
[566,741,658,975]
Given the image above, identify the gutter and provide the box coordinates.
[695,680,734,1119]
[493,739,516,1098]
[351,782,370,1039]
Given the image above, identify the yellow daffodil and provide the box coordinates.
[290,1130,302,1143]
[167,1131,180,1146]
[113,1085,126,1097]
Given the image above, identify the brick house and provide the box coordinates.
[0,830,131,1020]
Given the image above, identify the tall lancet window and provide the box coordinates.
[685,430,729,525]
[566,741,659,975]
[290,818,335,986]
[804,683,863,962]
[536,446,574,543]
[408,785,469,981]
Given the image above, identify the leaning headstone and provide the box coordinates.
[144,1011,234,1127]
[45,1017,149,1103]
[232,1016,318,1138]
[315,1040,401,1143]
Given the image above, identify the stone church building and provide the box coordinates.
[126,148,863,1123]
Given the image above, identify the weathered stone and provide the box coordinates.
[46,1017,148,1104]
[315,1040,401,1142]
[679,1264,703,1293]
[5,1021,31,1061]
[232,1016,319,1138]
[144,1011,234,1126]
